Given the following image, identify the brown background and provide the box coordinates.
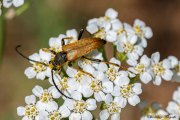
[0,0,180,119]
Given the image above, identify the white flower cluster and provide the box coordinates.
[86,8,153,64]
[140,87,180,120]
[166,87,180,118]
[0,0,24,16]
[17,8,180,120]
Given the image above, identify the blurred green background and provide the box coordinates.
[0,0,180,119]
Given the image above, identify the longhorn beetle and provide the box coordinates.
[16,29,121,99]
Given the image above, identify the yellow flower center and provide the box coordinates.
[135,64,145,73]
[123,41,134,53]
[59,77,69,90]
[120,85,134,98]
[117,28,125,35]
[93,29,106,39]
[90,80,103,92]
[74,100,88,113]
[152,62,165,76]
[107,102,120,114]
[40,90,53,103]
[106,66,118,81]
[25,105,39,119]
[33,63,47,72]
[48,110,62,120]
[74,72,84,82]
[134,26,143,37]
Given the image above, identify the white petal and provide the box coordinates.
[102,81,113,93]
[29,53,40,62]
[39,49,51,62]
[114,76,130,86]
[36,72,46,80]
[110,57,121,65]
[82,111,93,120]
[114,97,127,108]
[46,101,58,112]
[66,29,78,39]
[144,27,153,39]
[17,106,25,116]
[168,56,178,68]
[13,0,24,7]
[104,94,113,104]
[66,67,77,77]
[64,99,75,110]
[128,95,140,106]
[100,109,109,120]
[162,69,173,81]
[71,91,82,100]
[105,8,118,19]
[25,95,36,105]
[94,91,106,102]
[86,24,98,34]
[151,52,160,63]
[59,105,71,118]
[48,86,61,98]
[162,59,171,69]
[106,31,117,42]
[140,72,152,84]
[153,76,162,85]
[69,113,81,120]
[132,83,142,94]
[24,67,36,79]
[111,113,120,120]
[3,0,12,8]
[32,85,44,97]
[86,99,97,110]
[140,55,150,67]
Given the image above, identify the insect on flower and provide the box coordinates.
[15,29,122,99]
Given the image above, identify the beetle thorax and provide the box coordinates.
[53,52,67,67]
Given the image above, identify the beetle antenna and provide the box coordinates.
[15,45,48,66]
[51,70,72,99]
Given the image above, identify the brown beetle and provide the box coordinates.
[16,29,120,99]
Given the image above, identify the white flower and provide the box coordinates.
[48,73,77,98]
[65,29,78,43]
[17,95,40,120]
[86,8,119,42]
[24,49,51,80]
[78,50,103,74]
[3,0,24,8]
[39,103,71,120]
[100,94,121,120]
[116,34,144,64]
[129,55,152,84]
[132,19,153,48]
[105,8,118,20]
[64,98,97,120]
[49,35,64,53]
[168,56,178,69]
[166,87,180,117]
[151,52,173,85]
[112,82,142,107]
[32,85,61,111]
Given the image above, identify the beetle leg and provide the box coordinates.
[51,69,72,99]
[62,37,73,46]
[15,45,48,66]
[82,56,127,70]
[78,29,84,40]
